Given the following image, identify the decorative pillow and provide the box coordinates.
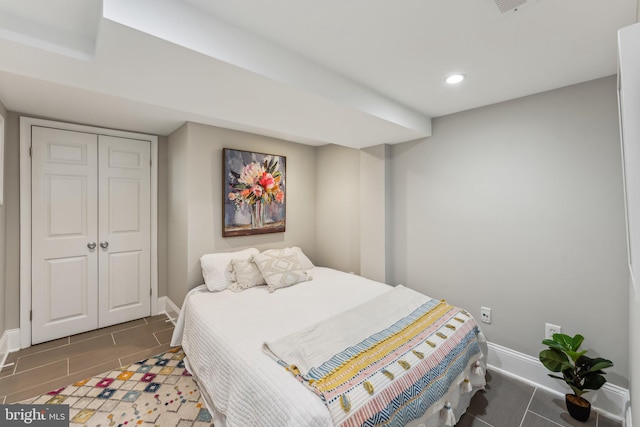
[253,248,312,292]
[228,257,266,292]
[200,248,259,291]
[291,246,314,270]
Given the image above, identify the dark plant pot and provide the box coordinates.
[566,394,591,422]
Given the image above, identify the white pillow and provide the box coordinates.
[200,248,259,291]
[291,246,314,269]
[253,248,312,293]
[228,257,266,292]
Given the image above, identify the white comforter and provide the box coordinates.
[172,267,391,427]
[171,267,485,427]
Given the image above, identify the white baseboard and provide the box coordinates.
[486,341,629,423]
[0,329,21,370]
[158,296,181,325]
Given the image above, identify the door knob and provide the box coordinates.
[100,241,109,249]
[87,242,97,250]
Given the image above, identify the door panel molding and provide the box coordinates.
[31,127,99,343]
[20,117,159,349]
[98,134,151,327]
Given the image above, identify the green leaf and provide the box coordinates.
[542,340,566,351]
[583,373,607,391]
[570,334,585,351]
[588,359,613,373]
[565,349,588,363]
[553,333,575,350]
[539,349,571,372]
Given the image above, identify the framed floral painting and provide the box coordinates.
[223,148,286,237]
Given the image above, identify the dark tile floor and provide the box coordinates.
[459,371,622,427]
[0,314,175,404]
[0,316,624,427]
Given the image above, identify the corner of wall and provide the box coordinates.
[359,144,387,282]
[0,101,6,337]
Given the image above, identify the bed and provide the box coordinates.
[171,248,487,427]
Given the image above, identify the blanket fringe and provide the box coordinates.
[440,401,456,426]
[363,381,374,395]
[340,394,351,413]
[473,361,484,376]
[382,369,395,380]
[461,378,473,393]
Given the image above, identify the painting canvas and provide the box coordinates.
[223,148,286,237]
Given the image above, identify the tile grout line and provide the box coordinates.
[518,388,537,427]
[7,359,17,377]
[523,387,569,427]
[152,332,162,346]
[14,338,73,360]
[525,389,566,427]
[465,413,494,426]
[527,410,566,427]
[4,358,68,377]
[4,368,81,400]
[67,318,163,344]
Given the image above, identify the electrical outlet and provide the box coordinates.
[545,323,561,340]
[480,307,491,324]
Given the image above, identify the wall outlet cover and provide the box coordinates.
[480,307,491,324]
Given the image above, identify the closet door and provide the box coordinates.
[98,135,151,326]
[31,127,152,344]
[31,127,99,344]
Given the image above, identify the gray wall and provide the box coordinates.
[0,99,6,336]
[4,112,20,330]
[157,135,169,299]
[360,144,389,282]
[389,76,629,386]
[315,144,361,274]
[167,122,318,307]
[167,123,190,307]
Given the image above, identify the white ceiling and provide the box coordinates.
[0,0,637,148]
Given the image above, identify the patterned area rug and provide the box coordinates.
[20,347,213,426]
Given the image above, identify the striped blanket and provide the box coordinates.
[263,285,485,427]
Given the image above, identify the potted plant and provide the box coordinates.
[539,333,613,422]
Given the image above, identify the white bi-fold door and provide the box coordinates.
[31,126,151,344]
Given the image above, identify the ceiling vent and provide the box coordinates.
[492,0,529,13]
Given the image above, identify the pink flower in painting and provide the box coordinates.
[228,156,285,209]
[259,172,275,190]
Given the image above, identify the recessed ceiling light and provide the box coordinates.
[445,74,466,85]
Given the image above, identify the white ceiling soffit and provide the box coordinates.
[0,0,431,148]
[0,0,101,60]
[183,0,637,118]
